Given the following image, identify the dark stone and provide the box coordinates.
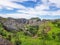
[0,35,13,45]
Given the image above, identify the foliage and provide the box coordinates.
[26,25,39,36]
[0,20,60,45]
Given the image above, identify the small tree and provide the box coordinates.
[57,33,60,41]
[15,39,22,45]
[52,32,56,39]
[57,23,60,28]
[40,29,49,40]
[7,34,12,41]
[27,25,39,36]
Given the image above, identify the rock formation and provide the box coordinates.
[0,17,41,32]
[0,35,13,45]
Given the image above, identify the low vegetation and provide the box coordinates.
[0,17,60,45]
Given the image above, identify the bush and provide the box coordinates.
[27,25,39,36]
[15,39,22,45]
[57,33,60,41]
[52,32,56,39]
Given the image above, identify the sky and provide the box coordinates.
[0,0,60,19]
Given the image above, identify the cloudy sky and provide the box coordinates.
[0,0,60,19]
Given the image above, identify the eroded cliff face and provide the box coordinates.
[0,17,41,32]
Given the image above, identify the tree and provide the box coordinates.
[27,25,39,36]
[52,32,56,39]
[57,23,60,28]
[57,33,60,41]
[40,29,49,40]
[7,34,12,41]
[15,39,22,45]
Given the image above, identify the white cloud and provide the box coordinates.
[5,7,14,10]
[9,0,28,2]
[0,0,26,9]
[10,0,37,2]
[0,13,38,19]
[0,0,60,19]
[51,10,60,15]
[0,6,3,9]
[49,0,60,7]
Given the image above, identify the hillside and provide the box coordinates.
[0,17,60,45]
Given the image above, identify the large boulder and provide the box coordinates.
[0,35,13,45]
[2,18,19,31]
[1,18,26,32]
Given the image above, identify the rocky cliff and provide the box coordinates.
[0,17,41,32]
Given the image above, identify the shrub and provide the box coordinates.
[27,25,39,36]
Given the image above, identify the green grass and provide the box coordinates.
[48,22,60,34]
[0,22,60,45]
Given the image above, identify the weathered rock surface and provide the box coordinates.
[0,17,41,32]
[0,35,13,45]
[2,19,19,31]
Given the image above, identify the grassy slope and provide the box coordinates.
[48,21,60,35]
[0,22,60,45]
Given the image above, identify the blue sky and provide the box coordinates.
[0,0,60,19]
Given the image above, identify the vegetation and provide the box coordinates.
[0,19,60,45]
